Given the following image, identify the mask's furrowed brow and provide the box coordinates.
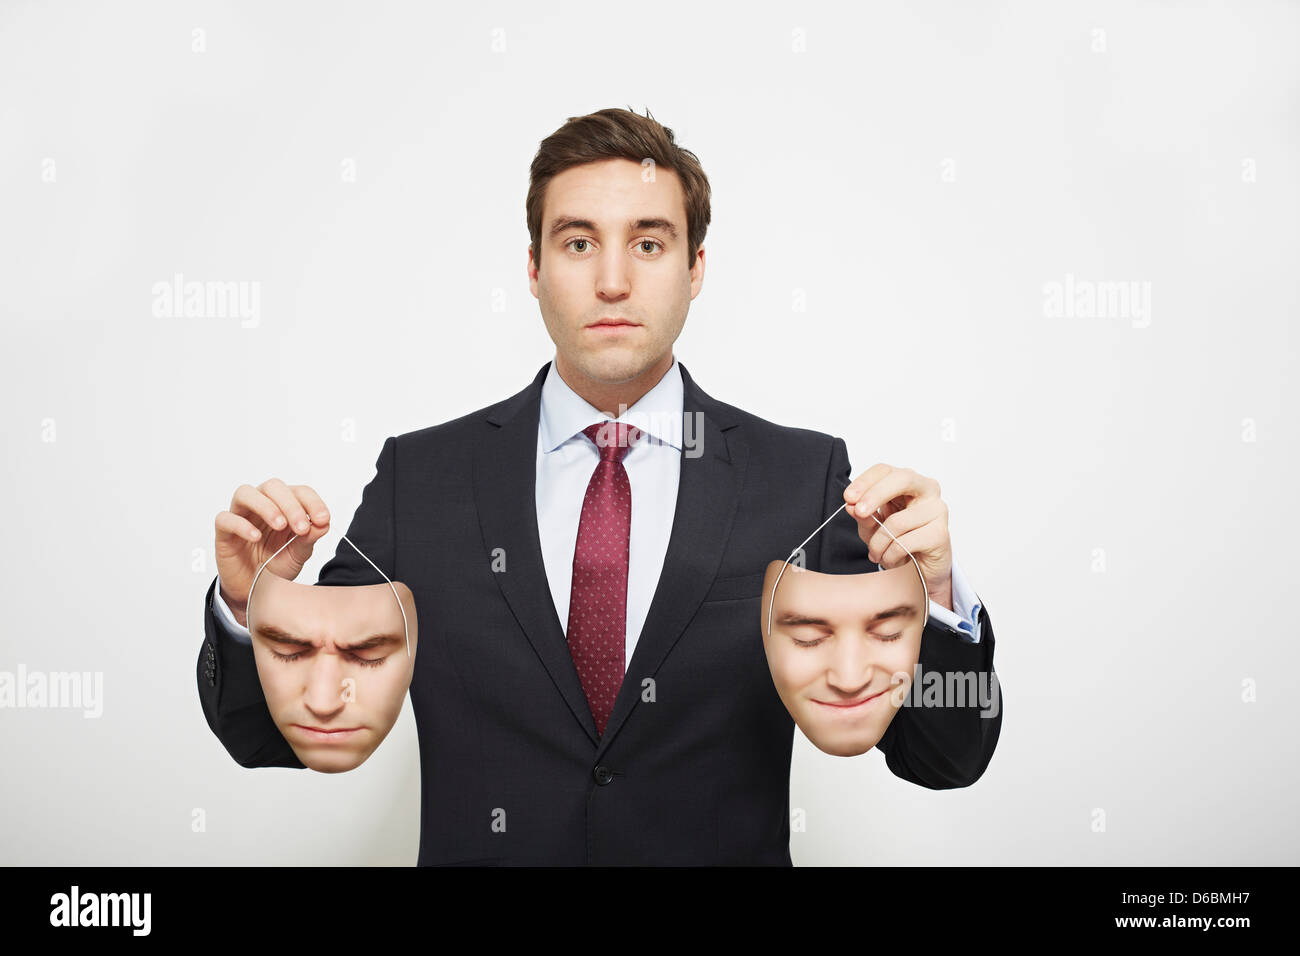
[334,633,404,652]
[253,624,404,653]
[254,623,317,647]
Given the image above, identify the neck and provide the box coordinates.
[556,352,674,417]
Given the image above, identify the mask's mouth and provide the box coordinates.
[810,688,889,709]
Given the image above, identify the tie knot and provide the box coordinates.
[582,421,643,463]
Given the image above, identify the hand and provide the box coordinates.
[213,479,332,626]
[843,464,953,611]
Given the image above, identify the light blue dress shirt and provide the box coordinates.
[213,356,983,649]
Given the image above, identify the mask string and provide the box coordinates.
[247,534,411,658]
[766,502,930,639]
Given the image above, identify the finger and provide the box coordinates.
[260,478,312,536]
[862,498,939,560]
[303,517,331,546]
[299,513,331,548]
[291,485,330,527]
[877,522,946,571]
[868,496,941,564]
[214,510,263,545]
[231,484,290,533]
[853,467,927,519]
[844,463,892,505]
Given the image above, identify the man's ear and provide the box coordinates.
[527,245,541,296]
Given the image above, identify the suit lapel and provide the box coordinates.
[474,362,602,743]
[473,360,749,753]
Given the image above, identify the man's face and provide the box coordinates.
[529,157,704,390]
[761,562,925,757]
[247,574,418,773]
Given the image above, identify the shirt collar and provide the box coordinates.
[539,355,684,453]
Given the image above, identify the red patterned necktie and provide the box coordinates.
[566,420,643,736]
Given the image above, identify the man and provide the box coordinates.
[199,106,1001,865]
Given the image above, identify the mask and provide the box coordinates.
[246,534,418,773]
[760,504,927,757]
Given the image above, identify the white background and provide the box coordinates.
[1,0,1296,865]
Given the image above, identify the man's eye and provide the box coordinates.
[564,238,663,255]
[791,637,826,648]
[873,633,903,642]
[270,647,305,662]
[788,630,828,648]
[349,654,388,669]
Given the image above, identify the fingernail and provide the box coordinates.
[315,511,328,522]
[296,520,309,533]
[273,515,285,528]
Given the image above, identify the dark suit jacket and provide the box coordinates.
[197,360,1001,865]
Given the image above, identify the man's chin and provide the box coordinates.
[291,743,371,773]
[571,346,660,384]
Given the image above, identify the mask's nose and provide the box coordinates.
[302,650,348,720]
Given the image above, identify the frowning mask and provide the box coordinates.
[760,504,927,757]
[246,534,418,773]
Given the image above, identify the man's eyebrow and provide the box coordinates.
[254,624,403,651]
[547,216,679,240]
[866,605,919,624]
[334,633,404,652]
[776,612,831,627]
[776,605,919,628]
[254,624,316,647]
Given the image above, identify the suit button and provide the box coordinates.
[593,765,613,786]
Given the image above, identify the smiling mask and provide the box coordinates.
[760,504,927,757]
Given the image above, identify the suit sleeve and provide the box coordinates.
[196,436,398,768]
[815,436,1002,789]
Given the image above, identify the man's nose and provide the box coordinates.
[825,635,876,695]
[595,247,631,299]
[302,652,347,719]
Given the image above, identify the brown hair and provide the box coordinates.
[526,106,711,271]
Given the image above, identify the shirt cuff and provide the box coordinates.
[926,556,983,644]
[213,576,253,644]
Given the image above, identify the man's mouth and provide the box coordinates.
[292,724,365,741]
[587,318,640,329]
[811,688,887,709]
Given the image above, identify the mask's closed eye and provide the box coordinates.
[267,645,389,667]
[786,630,904,648]
[262,629,401,668]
